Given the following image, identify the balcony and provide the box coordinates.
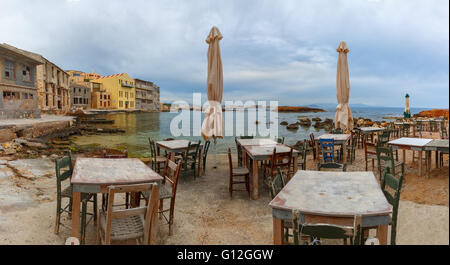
[121,83,133,88]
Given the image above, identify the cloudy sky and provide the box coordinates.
[1,0,448,108]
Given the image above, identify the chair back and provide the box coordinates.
[104,183,159,245]
[309,133,316,159]
[401,124,410,136]
[148,138,157,158]
[377,130,390,146]
[184,140,201,161]
[227,148,234,176]
[269,147,293,179]
[380,169,403,245]
[331,128,343,134]
[298,140,307,170]
[319,138,335,163]
[162,154,183,198]
[440,121,448,139]
[55,151,73,194]
[376,146,399,178]
[291,210,363,245]
[103,148,128,158]
[268,167,286,199]
[203,140,211,162]
[276,137,285,144]
[239,135,254,139]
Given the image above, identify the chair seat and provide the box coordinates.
[233,167,249,175]
[366,153,377,160]
[154,156,166,163]
[143,184,173,200]
[380,160,403,168]
[61,186,92,201]
[99,211,144,241]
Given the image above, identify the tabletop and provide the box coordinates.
[156,140,200,150]
[388,137,433,147]
[357,127,385,132]
[72,158,163,186]
[244,144,298,157]
[237,138,277,146]
[269,170,392,217]
[424,139,449,150]
[316,134,351,142]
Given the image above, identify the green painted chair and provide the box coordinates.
[202,140,211,173]
[54,151,97,244]
[291,210,363,245]
[317,162,347,172]
[377,130,391,147]
[376,146,404,181]
[148,138,166,172]
[345,133,358,163]
[276,137,285,144]
[182,140,201,179]
[364,168,404,245]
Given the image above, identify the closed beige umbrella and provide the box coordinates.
[334,40,353,131]
[201,26,223,168]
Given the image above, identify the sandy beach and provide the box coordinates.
[0,147,448,245]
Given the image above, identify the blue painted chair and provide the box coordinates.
[319,139,340,163]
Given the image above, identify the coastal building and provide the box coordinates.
[70,82,91,110]
[93,73,135,110]
[67,70,101,84]
[0,44,42,119]
[134,79,160,112]
[90,81,111,109]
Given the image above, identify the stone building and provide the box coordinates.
[35,58,70,113]
[0,44,42,119]
[67,70,101,85]
[70,82,91,110]
[134,79,160,112]
[90,81,111,109]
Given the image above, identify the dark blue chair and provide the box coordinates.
[319,139,340,163]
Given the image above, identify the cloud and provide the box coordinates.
[0,0,448,108]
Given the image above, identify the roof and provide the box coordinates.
[0,43,43,65]
[96,73,127,79]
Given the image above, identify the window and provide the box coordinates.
[119,101,123,108]
[3,91,19,100]
[125,92,128,98]
[130,93,134,98]
[74,98,78,104]
[4,60,14,79]
[22,66,32,82]
[73,87,76,93]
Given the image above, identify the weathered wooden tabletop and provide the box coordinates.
[237,138,277,146]
[388,137,433,148]
[156,140,193,151]
[357,127,385,133]
[316,134,351,143]
[244,144,299,160]
[72,158,163,186]
[424,139,449,152]
[269,170,392,217]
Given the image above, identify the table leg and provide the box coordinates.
[293,155,298,175]
[242,149,247,167]
[402,149,406,164]
[315,141,319,162]
[252,158,259,200]
[435,151,439,168]
[342,142,347,163]
[71,191,81,239]
[419,150,423,177]
[273,217,284,245]
[376,224,388,245]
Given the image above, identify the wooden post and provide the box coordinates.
[252,158,259,200]
[377,225,388,245]
[273,217,284,245]
[71,192,81,239]
[418,150,423,177]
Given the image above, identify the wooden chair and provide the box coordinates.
[276,137,285,144]
[148,138,166,173]
[317,162,347,172]
[363,169,403,245]
[291,210,363,245]
[239,135,254,139]
[331,128,343,134]
[142,154,183,236]
[309,133,317,160]
[440,121,448,139]
[401,124,410,137]
[102,149,131,210]
[346,133,358,163]
[377,130,390,146]
[293,140,307,172]
[415,121,424,138]
[227,148,250,198]
[182,140,201,179]
[265,147,293,185]
[364,139,377,171]
[319,139,340,163]
[97,183,159,245]
[376,146,404,181]
[202,140,210,173]
[54,151,97,245]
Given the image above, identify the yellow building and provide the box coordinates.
[92,73,135,110]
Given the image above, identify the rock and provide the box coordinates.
[364,120,374,126]
[24,141,48,149]
[13,138,28,144]
[298,118,311,126]
[357,119,365,127]
[0,129,17,143]
[286,124,299,130]
[7,158,55,180]
[312,117,322,122]
[280,121,288,125]
[381,122,388,127]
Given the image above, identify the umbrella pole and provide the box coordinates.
[213,139,217,169]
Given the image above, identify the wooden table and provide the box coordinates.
[424,139,449,177]
[315,134,351,163]
[240,141,299,200]
[71,158,163,243]
[269,170,392,245]
[156,140,204,176]
[357,126,385,141]
[388,137,433,177]
[394,121,416,137]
